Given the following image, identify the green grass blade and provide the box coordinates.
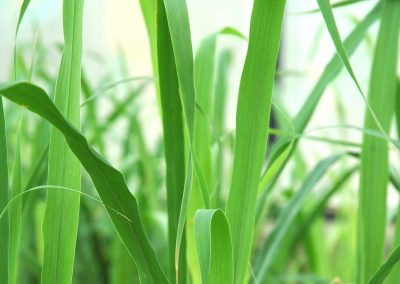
[161,0,195,137]
[188,28,244,282]
[0,98,8,284]
[22,145,48,209]
[0,82,169,283]
[138,0,158,84]
[212,49,232,207]
[15,0,31,42]
[254,154,344,282]
[392,81,400,284]
[193,33,217,206]
[293,2,380,132]
[194,209,234,284]
[9,125,22,284]
[316,0,365,95]
[295,165,357,239]
[368,245,400,284]
[255,3,380,225]
[14,0,31,78]
[224,0,286,282]
[158,0,215,278]
[41,1,84,283]
[317,0,399,157]
[396,79,400,137]
[358,0,400,282]
[156,1,187,281]
[257,140,293,196]
[110,238,139,284]
[297,0,368,15]
[188,33,218,283]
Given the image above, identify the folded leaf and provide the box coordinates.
[194,209,233,284]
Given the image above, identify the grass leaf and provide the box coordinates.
[8,124,22,284]
[358,0,400,281]
[255,3,381,225]
[254,154,345,282]
[0,82,169,283]
[41,1,84,282]
[156,1,188,281]
[194,209,234,284]
[0,98,9,284]
[368,245,400,284]
[224,0,286,282]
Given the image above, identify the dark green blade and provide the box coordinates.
[156,1,186,281]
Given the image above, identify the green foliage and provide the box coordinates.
[1,0,400,283]
[225,0,286,282]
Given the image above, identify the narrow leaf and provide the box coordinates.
[369,246,400,284]
[0,82,169,283]
[0,98,9,284]
[255,154,344,281]
[358,0,400,281]
[156,1,187,281]
[9,126,22,284]
[194,209,234,284]
[225,0,286,282]
[41,1,84,282]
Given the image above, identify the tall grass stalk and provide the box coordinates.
[41,1,83,283]
[8,127,22,284]
[225,0,286,282]
[358,0,400,282]
[0,98,8,283]
[156,0,187,281]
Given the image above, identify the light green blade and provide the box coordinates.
[368,245,400,284]
[194,209,234,284]
[8,125,22,284]
[14,0,31,78]
[254,154,344,281]
[138,0,158,84]
[0,98,8,284]
[0,82,169,283]
[298,0,368,15]
[396,80,400,137]
[41,1,84,283]
[392,81,400,284]
[357,0,400,282]
[158,0,213,279]
[224,0,286,282]
[188,33,217,283]
[188,28,244,282]
[255,3,381,224]
[213,49,232,208]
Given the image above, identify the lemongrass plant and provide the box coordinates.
[0,0,399,283]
